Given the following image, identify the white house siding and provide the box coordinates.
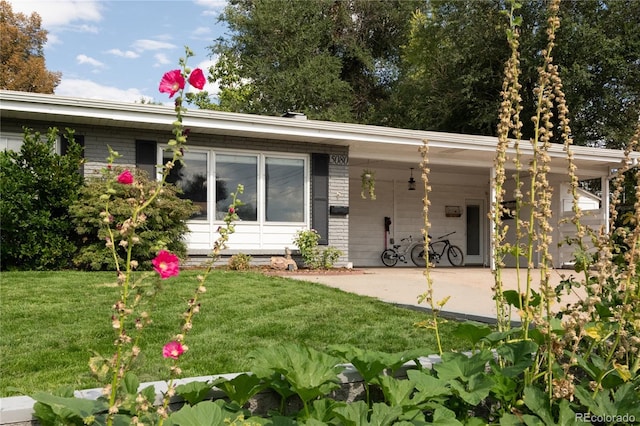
[498,173,605,268]
[348,164,489,267]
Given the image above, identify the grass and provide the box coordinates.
[0,270,465,397]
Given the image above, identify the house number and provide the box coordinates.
[330,154,348,165]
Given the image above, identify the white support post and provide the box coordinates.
[602,175,610,234]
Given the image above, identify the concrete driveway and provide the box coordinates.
[287,267,584,323]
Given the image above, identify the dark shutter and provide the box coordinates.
[61,134,84,176]
[136,140,157,178]
[311,154,329,245]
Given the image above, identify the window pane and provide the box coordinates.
[266,157,304,222]
[216,155,257,221]
[165,151,208,220]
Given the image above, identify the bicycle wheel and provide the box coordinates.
[381,249,398,267]
[447,245,464,266]
[410,244,427,267]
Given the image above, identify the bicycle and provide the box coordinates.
[425,231,464,267]
[380,235,426,267]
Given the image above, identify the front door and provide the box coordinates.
[465,200,485,265]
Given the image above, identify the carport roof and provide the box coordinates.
[1,90,636,178]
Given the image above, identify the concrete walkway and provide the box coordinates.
[287,267,584,323]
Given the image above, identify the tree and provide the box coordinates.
[390,0,640,149]
[0,0,61,93]
[209,0,423,123]
[381,1,509,135]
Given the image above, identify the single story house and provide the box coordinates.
[1,90,637,268]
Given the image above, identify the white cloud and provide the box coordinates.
[132,39,177,52]
[55,78,153,103]
[75,24,99,34]
[9,0,103,28]
[194,0,227,16]
[106,49,140,59]
[76,54,104,68]
[194,0,227,7]
[191,26,212,38]
[153,53,171,67]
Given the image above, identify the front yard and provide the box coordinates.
[0,270,461,396]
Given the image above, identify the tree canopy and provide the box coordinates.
[0,0,61,93]
[208,0,423,123]
[209,0,639,149]
[385,0,640,148]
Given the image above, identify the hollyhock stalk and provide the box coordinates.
[105,48,204,426]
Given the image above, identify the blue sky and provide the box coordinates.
[9,0,229,103]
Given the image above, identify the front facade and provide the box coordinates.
[1,90,635,268]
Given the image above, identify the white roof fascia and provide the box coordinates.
[1,90,636,167]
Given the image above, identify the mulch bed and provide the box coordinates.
[260,267,366,277]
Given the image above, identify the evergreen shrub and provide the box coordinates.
[0,128,84,270]
[70,167,198,270]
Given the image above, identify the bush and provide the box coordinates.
[228,253,252,270]
[70,167,198,270]
[293,229,343,269]
[0,128,84,270]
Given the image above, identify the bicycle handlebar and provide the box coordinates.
[428,231,456,241]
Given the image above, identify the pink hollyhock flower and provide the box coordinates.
[162,341,184,359]
[159,69,185,98]
[188,68,206,90]
[152,250,180,279]
[117,170,134,185]
[228,206,235,214]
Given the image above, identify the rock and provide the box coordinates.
[270,256,298,271]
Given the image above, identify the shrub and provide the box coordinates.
[228,253,252,270]
[70,167,198,270]
[0,127,84,270]
[293,229,343,269]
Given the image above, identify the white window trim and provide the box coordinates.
[0,131,61,153]
[158,145,310,228]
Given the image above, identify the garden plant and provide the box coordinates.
[293,229,343,270]
[0,127,84,270]
[22,0,640,423]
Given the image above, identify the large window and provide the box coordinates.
[165,151,208,220]
[216,154,257,221]
[164,147,307,224]
[266,157,304,222]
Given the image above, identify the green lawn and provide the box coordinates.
[0,270,463,397]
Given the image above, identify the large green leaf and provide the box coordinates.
[175,380,214,406]
[448,373,494,406]
[31,392,108,424]
[377,375,416,407]
[429,406,464,425]
[212,374,265,406]
[499,413,544,426]
[574,382,640,419]
[494,340,538,378]
[249,343,343,403]
[523,386,554,426]
[433,350,493,381]
[452,322,492,347]
[332,400,370,426]
[121,372,140,395]
[328,344,431,383]
[407,369,451,403]
[165,401,227,426]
